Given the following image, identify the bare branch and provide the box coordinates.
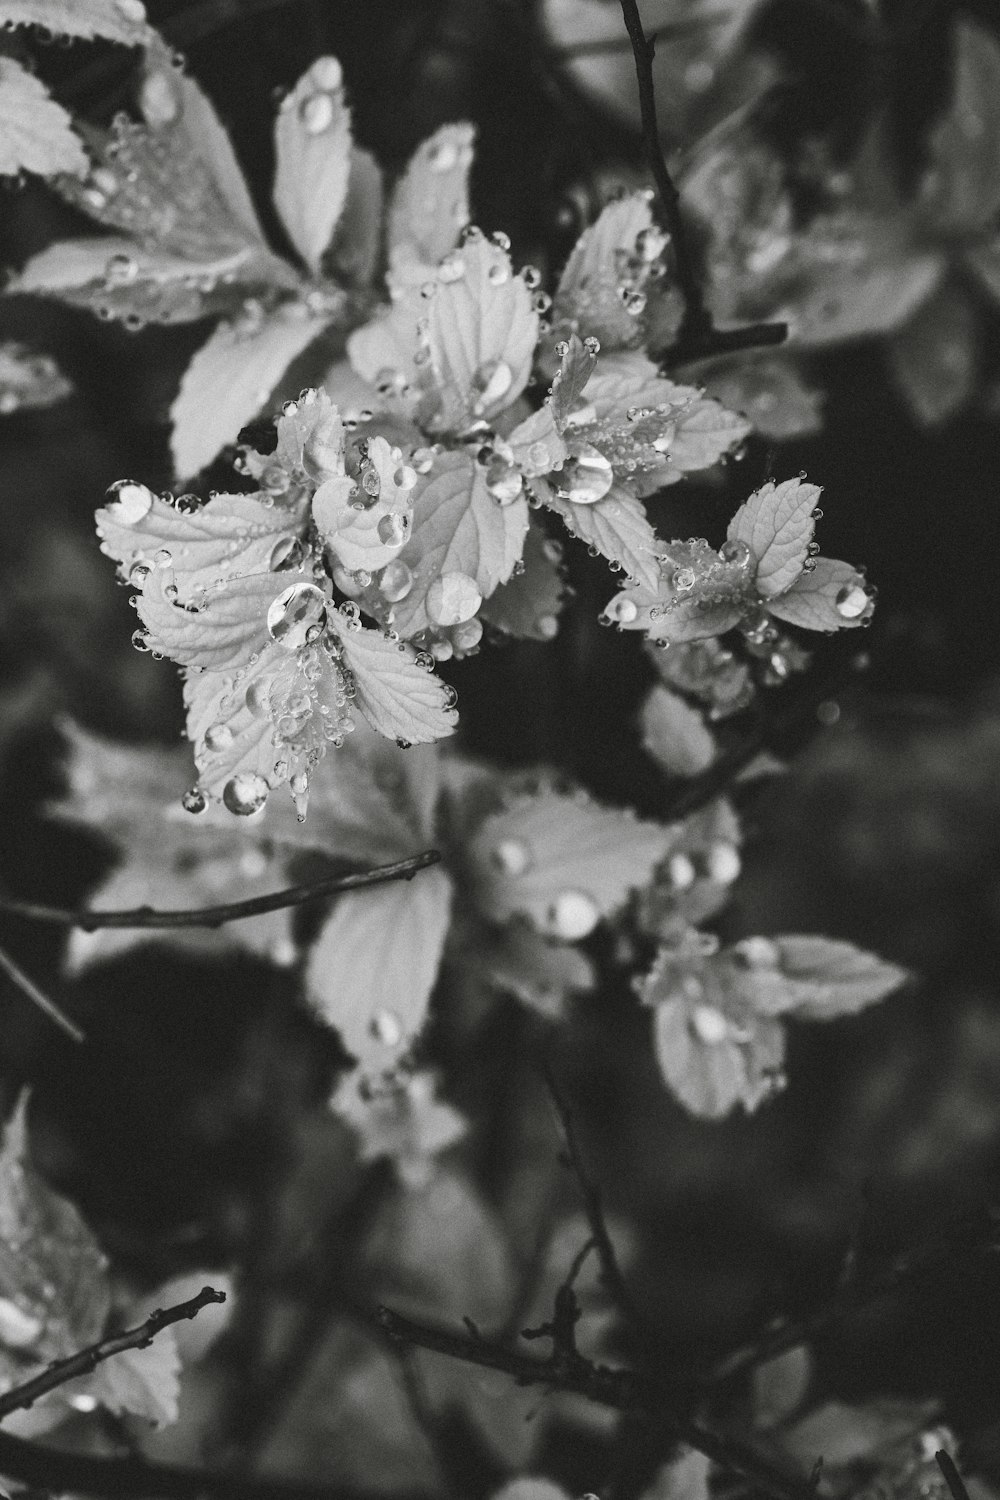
[0,850,441,933]
[0,1287,225,1421]
[0,942,84,1043]
[937,1452,972,1500]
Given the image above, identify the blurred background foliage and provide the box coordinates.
[3,0,1000,1492]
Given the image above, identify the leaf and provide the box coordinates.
[0,342,72,412]
[168,64,266,245]
[738,935,909,1021]
[492,1483,571,1500]
[330,147,383,288]
[425,233,539,429]
[544,483,663,592]
[660,393,750,481]
[332,1069,466,1179]
[97,490,305,593]
[467,783,672,937]
[387,122,475,277]
[171,312,329,476]
[697,354,824,441]
[480,520,566,640]
[727,478,820,597]
[781,223,944,349]
[89,1327,181,1426]
[388,451,529,636]
[332,625,458,744]
[886,282,977,428]
[507,403,567,476]
[548,333,597,426]
[641,685,715,777]
[766,557,872,632]
[554,193,653,351]
[753,1345,812,1429]
[0,1099,110,1381]
[139,568,317,671]
[305,865,452,1068]
[0,0,156,45]
[462,918,595,1020]
[641,1450,711,1500]
[53,720,190,838]
[965,235,1000,306]
[0,59,87,178]
[272,57,352,275]
[918,19,1000,236]
[314,434,414,572]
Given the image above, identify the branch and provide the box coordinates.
[0,1287,225,1421]
[937,1452,972,1500]
[0,850,441,932]
[0,942,84,1043]
[376,1307,816,1500]
[617,0,786,363]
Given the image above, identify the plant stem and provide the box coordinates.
[0,942,84,1043]
[0,850,440,932]
[0,1287,224,1420]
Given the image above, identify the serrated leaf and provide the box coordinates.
[97,490,304,592]
[272,57,352,275]
[139,567,313,671]
[467,784,672,936]
[698,354,824,441]
[507,404,567,476]
[425,234,539,429]
[480,519,565,640]
[781,225,943,349]
[52,719,189,841]
[314,434,413,572]
[183,649,289,798]
[554,193,653,351]
[651,982,785,1120]
[305,865,452,1067]
[548,333,597,426]
[333,625,458,744]
[545,483,663,592]
[171,312,329,476]
[0,1099,110,1380]
[766,557,871,632]
[0,342,72,412]
[0,59,87,179]
[660,393,750,481]
[727,478,820,597]
[387,122,474,277]
[388,451,528,636]
[918,19,1000,236]
[0,0,155,45]
[740,935,908,1021]
[886,282,977,428]
[89,1327,180,1426]
[641,685,715,777]
[330,147,384,288]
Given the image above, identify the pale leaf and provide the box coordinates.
[272,57,352,275]
[753,1345,812,1429]
[507,404,567,476]
[314,434,413,572]
[139,567,318,671]
[332,625,458,744]
[652,990,784,1120]
[171,312,328,476]
[641,685,715,777]
[0,60,86,178]
[766,557,871,632]
[387,122,474,273]
[0,0,155,45]
[53,720,190,840]
[330,147,384,288]
[886,282,977,428]
[783,232,944,349]
[467,784,672,935]
[89,1328,180,1426]
[332,1069,466,1175]
[554,193,653,351]
[492,1483,571,1500]
[740,935,909,1021]
[305,865,452,1067]
[727,478,820,597]
[463,918,595,1020]
[544,483,662,592]
[661,393,750,481]
[170,67,266,244]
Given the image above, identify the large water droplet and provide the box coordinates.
[553,443,613,505]
[370,1009,403,1045]
[835,582,871,619]
[452,616,483,651]
[668,852,696,890]
[106,480,154,526]
[426,570,482,626]
[377,512,410,546]
[379,559,413,602]
[719,538,751,567]
[267,582,328,650]
[491,838,531,876]
[705,841,741,884]
[473,360,513,412]
[605,595,638,625]
[223,772,269,816]
[204,722,234,752]
[736,936,780,969]
[545,889,599,941]
[635,225,669,261]
[438,251,465,283]
[270,535,305,571]
[690,1005,730,1046]
[485,457,523,505]
[299,91,335,134]
[182,787,207,815]
[105,252,138,286]
[139,71,178,127]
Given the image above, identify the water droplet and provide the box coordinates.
[129,561,151,587]
[377,512,410,546]
[487,260,510,285]
[299,90,335,134]
[583,336,601,355]
[370,1008,403,1045]
[182,787,207,815]
[719,538,751,566]
[705,841,741,884]
[491,838,531,876]
[452,616,483,651]
[105,252,138,286]
[428,140,459,172]
[270,535,305,571]
[635,225,669,261]
[673,567,696,593]
[605,595,638,625]
[485,456,523,505]
[223,772,269,816]
[536,614,558,639]
[267,582,328,650]
[438,251,465,283]
[427,570,482,626]
[521,265,541,290]
[473,360,513,412]
[378,559,413,602]
[691,1005,730,1046]
[0,1298,42,1349]
[668,852,696,889]
[545,889,599,941]
[139,70,178,126]
[131,628,150,651]
[553,443,613,505]
[106,480,154,526]
[204,722,234,752]
[621,288,647,316]
[835,582,871,619]
[736,936,780,969]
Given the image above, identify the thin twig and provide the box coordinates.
[937,1452,972,1500]
[0,1287,225,1421]
[617,0,787,362]
[0,850,441,932]
[0,943,84,1044]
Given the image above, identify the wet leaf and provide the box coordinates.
[272,57,352,274]
[0,60,86,178]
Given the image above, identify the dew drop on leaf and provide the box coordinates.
[735,936,780,969]
[691,1005,730,1045]
[266,582,328,650]
[298,91,336,134]
[605,596,638,625]
[204,722,234,752]
[545,889,599,941]
[485,457,523,505]
[370,1009,403,1045]
[106,480,154,527]
[835,583,871,619]
[536,614,558,639]
[377,513,410,546]
[451,616,483,651]
[139,71,179,127]
[491,838,531,876]
[705,841,741,884]
[378,560,413,602]
[270,536,305,571]
[0,1297,42,1349]
[428,140,459,172]
[553,443,613,505]
[223,772,269,816]
[719,539,752,567]
[105,253,138,286]
[181,787,207,815]
[473,360,513,412]
[668,853,696,889]
[426,571,482,627]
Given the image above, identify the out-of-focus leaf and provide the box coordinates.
[305,865,452,1068]
[697,355,824,441]
[462,918,595,1020]
[492,1483,570,1500]
[387,122,474,282]
[886,282,977,427]
[918,18,1000,236]
[0,342,72,413]
[738,935,909,1020]
[753,1345,812,1429]
[0,0,156,45]
[641,685,715,777]
[330,147,383,288]
[89,1329,181,1426]
[272,57,352,274]
[0,60,87,178]
[641,1450,711,1500]
[480,520,565,641]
